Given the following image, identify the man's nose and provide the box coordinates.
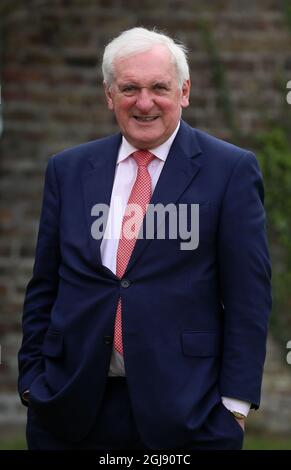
[135,88,154,112]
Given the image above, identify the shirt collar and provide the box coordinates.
[117,121,180,164]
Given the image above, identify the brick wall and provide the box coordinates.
[0,0,291,433]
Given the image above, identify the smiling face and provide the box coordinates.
[104,45,190,149]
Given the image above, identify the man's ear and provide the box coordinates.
[103,81,114,111]
[181,79,191,109]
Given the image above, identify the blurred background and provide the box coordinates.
[0,0,291,450]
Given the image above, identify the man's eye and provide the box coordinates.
[154,84,169,92]
[121,86,137,94]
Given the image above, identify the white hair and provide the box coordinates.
[102,27,190,89]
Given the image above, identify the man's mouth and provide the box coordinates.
[133,115,159,122]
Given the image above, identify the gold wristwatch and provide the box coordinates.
[230,411,246,419]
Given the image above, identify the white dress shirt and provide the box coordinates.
[100,122,250,418]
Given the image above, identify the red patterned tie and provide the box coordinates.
[114,150,155,355]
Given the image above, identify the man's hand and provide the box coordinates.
[228,409,246,431]
[22,390,30,402]
[234,417,245,431]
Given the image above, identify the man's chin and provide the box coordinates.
[128,138,163,149]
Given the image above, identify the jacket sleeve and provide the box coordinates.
[218,151,272,409]
[18,156,61,405]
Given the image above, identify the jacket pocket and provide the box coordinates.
[42,329,64,358]
[182,331,220,357]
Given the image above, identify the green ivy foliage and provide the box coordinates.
[256,128,291,341]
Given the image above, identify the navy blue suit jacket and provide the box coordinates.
[18,120,271,448]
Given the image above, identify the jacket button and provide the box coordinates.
[104,336,112,345]
[121,278,130,288]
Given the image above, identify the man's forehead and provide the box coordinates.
[114,61,176,84]
[116,75,173,85]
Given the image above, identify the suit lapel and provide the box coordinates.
[125,121,202,273]
[82,133,121,268]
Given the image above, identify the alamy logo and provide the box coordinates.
[91,199,200,251]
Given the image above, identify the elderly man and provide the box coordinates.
[18,27,271,450]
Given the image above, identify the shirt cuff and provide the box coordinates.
[221,396,251,417]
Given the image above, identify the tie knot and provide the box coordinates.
[132,150,155,168]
